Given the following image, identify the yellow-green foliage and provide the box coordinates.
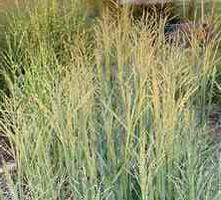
[0,0,221,199]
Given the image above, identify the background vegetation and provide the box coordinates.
[0,0,221,199]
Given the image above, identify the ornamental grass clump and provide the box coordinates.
[0,0,221,199]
